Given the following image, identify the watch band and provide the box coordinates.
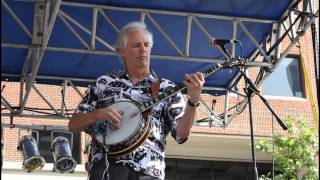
[187,99,200,107]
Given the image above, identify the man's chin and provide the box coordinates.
[139,58,149,64]
[139,57,149,61]
[139,61,150,68]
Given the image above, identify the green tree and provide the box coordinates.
[255,116,319,180]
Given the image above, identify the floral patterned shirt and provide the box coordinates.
[75,70,187,179]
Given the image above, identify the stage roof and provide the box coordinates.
[2,0,294,92]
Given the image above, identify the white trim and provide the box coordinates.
[165,133,273,163]
[2,162,86,172]
[2,162,87,180]
[263,95,307,101]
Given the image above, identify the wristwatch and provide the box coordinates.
[187,99,200,107]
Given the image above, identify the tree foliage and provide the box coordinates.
[256,116,319,180]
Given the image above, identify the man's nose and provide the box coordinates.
[140,44,147,51]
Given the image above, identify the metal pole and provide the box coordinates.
[247,92,258,180]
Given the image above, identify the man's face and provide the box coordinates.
[120,30,151,71]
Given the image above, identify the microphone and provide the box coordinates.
[209,38,239,46]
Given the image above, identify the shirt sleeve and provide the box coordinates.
[75,75,113,113]
[165,91,187,144]
[73,85,98,134]
[75,85,98,114]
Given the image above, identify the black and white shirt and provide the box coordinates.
[75,70,187,180]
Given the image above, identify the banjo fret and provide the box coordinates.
[140,62,226,112]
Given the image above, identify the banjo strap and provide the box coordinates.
[143,78,161,118]
[151,78,160,98]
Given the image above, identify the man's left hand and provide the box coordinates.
[183,72,205,103]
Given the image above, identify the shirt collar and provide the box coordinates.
[113,69,159,84]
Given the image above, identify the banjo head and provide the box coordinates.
[95,101,143,146]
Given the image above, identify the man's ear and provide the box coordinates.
[118,48,125,57]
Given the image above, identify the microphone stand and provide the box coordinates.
[212,42,287,179]
[1,85,5,169]
[235,60,287,180]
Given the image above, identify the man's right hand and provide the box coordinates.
[93,108,122,129]
[68,108,122,133]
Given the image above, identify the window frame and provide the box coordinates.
[262,55,306,99]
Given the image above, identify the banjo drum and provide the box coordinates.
[92,101,151,157]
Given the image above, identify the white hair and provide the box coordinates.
[114,21,153,65]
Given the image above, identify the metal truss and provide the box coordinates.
[217,0,319,127]
[1,0,319,129]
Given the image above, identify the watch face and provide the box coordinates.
[188,100,200,107]
[194,102,200,107]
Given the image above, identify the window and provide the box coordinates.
[263,56,304,98]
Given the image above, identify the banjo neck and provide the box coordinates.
[139,62,229,112]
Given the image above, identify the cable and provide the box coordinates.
[101,152,110,180]
[298,43,319,132]
[236,40,243,59]
[271,115,275,180]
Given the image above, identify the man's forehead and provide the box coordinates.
[127,31,149,41]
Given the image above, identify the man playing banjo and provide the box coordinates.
[69,21,204,180]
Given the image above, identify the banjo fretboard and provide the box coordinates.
[139,62,228,112]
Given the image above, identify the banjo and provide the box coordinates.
[91,61,237,157]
